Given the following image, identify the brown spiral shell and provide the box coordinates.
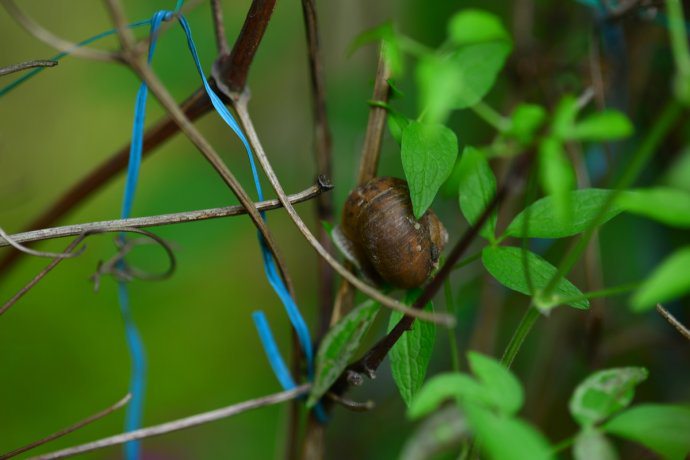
[335,177,448,289]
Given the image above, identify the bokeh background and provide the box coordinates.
[1,1,689,459]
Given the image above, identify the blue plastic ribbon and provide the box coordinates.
[117,9,175,460]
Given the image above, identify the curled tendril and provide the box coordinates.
[1,227,176,317]
[90,228,177,291]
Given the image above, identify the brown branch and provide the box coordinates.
[0,180,331,248]
[212,0,277,95]
[301,0,335,339]
[210,0,230,56]
[0,394,131,459]
[30,385,310,460]
[0,59,56,77]
[656,303,690,341]
[357,49,392,184]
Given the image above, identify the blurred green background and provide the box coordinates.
[1,1,689,459]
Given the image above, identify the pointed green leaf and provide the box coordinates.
[551,95,580,139]
[457,146,497,240]
[400,405,468,460]
[570,110,634,142]
[408,373,489,420]
[538,137,576,223]
[389,291,436,407]
[573,428,619,460]
[504,189,623,239]
[569,367,648,426]
[447,10,510,46]
[632,246,690,311]
[465,403,554,460]
[604,404,690,460]
[482,246,589,309]
[387,109,411,144]
[508,103,547,144]
[467,352,523,415]
[417,42,511,123]
[307,300,380,407]
[401,121,459,218]
[619,187,690,228]
[348,22,403,76]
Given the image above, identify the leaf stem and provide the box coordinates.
[500,305,540,368]
[443,279,461,372]
[666,0,690,77]
[452,251,482,271]
[471,101,510,132]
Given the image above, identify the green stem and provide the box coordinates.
[443,279,461,372]
[552,282,639,307]
[397,35,434,58]
[452,251,482,271]
[550,436,575,454]
[666,0,690,77]
[471,101,511,132]
[500,305,540,368]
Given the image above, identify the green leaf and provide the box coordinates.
[573,428,619,460]
[570,110,634,142]
[482,246,589,310]
[400,406,468,460]
[569,367,648,426]
[457,146,497,240]
[467,352,523,415]
[508,103,547,144]
[538,137,576,223]
[504,189,623,239]
[408,373,489,420]
[349,22,403,76]
[631,246,690,311]
[307,300,380,407]
[389,291,436,407]
[447,9,510,46]
[465,403,554,460]
[551,95,580,139]
[387,109,411,144]
[416,42,511,123]
[401,121,459,218]
[619,187,690,228]
[604,404,690,460]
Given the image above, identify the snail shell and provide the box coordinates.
[333,177,448,289]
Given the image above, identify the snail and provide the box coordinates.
[333,177,448,289]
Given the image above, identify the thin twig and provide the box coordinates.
[0,59,56,77]
[656,303,690,341]
[1,0,121,63]
[0,181,331,248]
[0,394,131,459]
[210,0,230,56]
[232,95,454,326]
[301,0,335,338]
[30,385,310,460]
